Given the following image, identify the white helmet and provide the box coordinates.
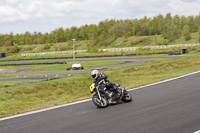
[91,70,99,79]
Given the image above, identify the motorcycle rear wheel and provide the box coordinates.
[92,94,108,108]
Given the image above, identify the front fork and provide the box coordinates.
[120,87,125,99]
[96,87,102,101]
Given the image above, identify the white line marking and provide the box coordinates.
[0,70,200,122]
[194,130,200,133]
[129,70,200,91]
[0,99,91,121]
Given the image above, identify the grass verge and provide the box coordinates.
[28,61,125,71]
[0,61,125,79]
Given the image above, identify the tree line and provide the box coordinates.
[0,13,200,47]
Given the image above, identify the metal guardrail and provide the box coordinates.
[21,43,200,56]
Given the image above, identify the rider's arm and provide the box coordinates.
[93,79,97,86]
[93,73,108,86]
[98,73,108,81]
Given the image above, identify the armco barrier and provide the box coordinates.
[21,43,200,56]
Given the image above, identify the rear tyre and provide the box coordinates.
[92,94,108,108]
[121,90,132,102]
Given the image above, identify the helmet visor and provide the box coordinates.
[92,74,96,78]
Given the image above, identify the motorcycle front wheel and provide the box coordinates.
[121,90,132,102]
[92,94,108,108]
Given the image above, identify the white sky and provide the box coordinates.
[0,0,200,34]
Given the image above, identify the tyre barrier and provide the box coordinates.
[0,61,67,66]
[0,71,90,82]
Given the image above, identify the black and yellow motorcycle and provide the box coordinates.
[90,82,132,108]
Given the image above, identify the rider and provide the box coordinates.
[91,70,121,96]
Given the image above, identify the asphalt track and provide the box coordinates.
[0,71,200,133]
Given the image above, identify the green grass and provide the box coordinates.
[0,70,89,79]
[0,61,124,71]
[0,64,51,71]
[0,61,124,78]
[170,32,199,44]
[0,61,125,79]
[1,52,200,118]
[28,61,125,71]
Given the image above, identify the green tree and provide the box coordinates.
[172,15,181,37]
[37,32,43,44]
[109,21,130,38]
[187,16,194,32]
[162,13,176,41]
[193,14,200,32]
[64,28,71,42]
[79,25,88,40]
[139,16,151,35]
[87,24,98,41]
[182,25,191,41]
[24,31,31,45]
[157,14,164,34]
[55,28,65,42]
[9,44,20,54]
[198,28,200,43]
[70,26,79,40]
[131,19,140,36]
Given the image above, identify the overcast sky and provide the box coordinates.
[0,0,200,34]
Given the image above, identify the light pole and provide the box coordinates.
[67,38,83,70]
[72,38,76,64]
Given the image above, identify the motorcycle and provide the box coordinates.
[90,82,132,108]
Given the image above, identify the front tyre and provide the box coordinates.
[121,90,132,102]
[92,94,108,108]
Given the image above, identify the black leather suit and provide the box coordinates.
[93,73,114,89]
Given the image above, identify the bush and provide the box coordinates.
[87,47,99,53]
[135,47,152,55]
[136,47,151,51]
[187,47,198,52]
[171,48,180,53]
[130,38,149,46]
[195,47,200,52]
[9,45,20,54]
[25,46,35,51]
[156,39,169,45]
[43,44,52,50]
[55,44,67,51]
[1,46,10,53]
